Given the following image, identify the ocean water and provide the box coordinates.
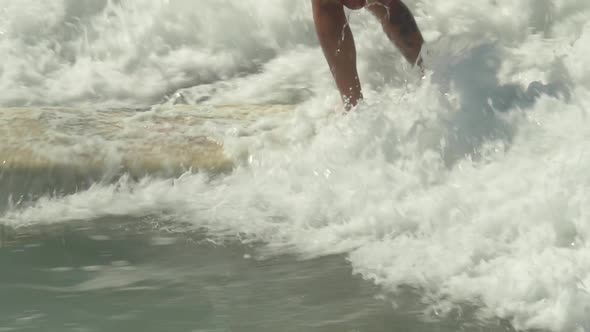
[1,0,590,331]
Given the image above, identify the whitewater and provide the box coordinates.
[1,0,590,331]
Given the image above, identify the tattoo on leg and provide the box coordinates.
[388,2,420,47]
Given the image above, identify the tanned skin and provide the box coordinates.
[312,0,424,110]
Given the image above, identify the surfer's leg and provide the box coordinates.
[366,0,424,66]
[312,0,363,109]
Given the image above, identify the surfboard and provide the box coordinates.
[0,104,294,177]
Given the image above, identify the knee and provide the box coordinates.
[341,0,367,10]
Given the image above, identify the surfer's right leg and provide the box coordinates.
[312,0,363,110]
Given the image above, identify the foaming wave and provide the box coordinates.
[3,89,590,330]
[0,0,316,107]
[3,0,590,331]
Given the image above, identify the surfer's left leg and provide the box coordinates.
[366,0,425,66]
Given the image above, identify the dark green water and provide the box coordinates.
[0,218,515,332]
